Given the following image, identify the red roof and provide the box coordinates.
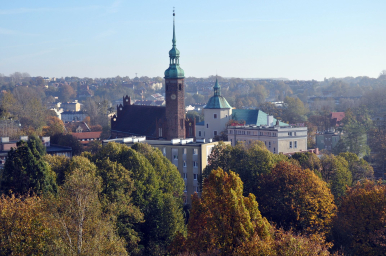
[330,112,345,127]
[72,131,102,140]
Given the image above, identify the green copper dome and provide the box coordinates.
[205,78,232,109]
[164,11,184,79]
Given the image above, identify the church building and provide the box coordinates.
[196,78,288,141]
[111,12,195,140]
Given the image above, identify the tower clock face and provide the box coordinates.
[171,94,176,100]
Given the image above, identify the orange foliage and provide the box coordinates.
[256,161,337,237]
[334,180,386,255]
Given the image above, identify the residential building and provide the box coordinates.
[61,111,88,123]
[72,131,102,145]
[316,132,341,151]
[227,122,307,154]
[102,136,230,204]
[196,79,287,141]
[61,101,82,112]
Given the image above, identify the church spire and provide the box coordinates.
[164,8,184,79]
[172,8,176,47]
[213,76,221,96]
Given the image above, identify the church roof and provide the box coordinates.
[205,95,232,109]
[112,105,166,139]
[232,109,288,126]
[204,78,232,109]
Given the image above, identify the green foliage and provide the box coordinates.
[339,152,374,183]
[28,134,46,156]
[283,96,307,123]
[46,161,128,255]
[256,161,337,237]
[291,151,322,177]
[333,108,372,157]
[43,154,70,185]
[1,140,57,195]
[320,154,352,199]
[92,142,185,255]
[203,141,288,196]
[51,133,83,155]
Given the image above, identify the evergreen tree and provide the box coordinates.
[1,140,57,195]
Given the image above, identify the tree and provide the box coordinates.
[51,133,83,155]
[176,168,271,255]
[291,151,322,175]
[42,116,65,136]
[333,180,386,255]
[92,142,186,255]
[0,194,53,255]
[320,154,352,199]
[59,84,76,102]
[256,161,336,237]
[339,152,374,183]
[203,141,288,196]
[1,140,57,195]
[46,158,128,255]
[283,96,307,123]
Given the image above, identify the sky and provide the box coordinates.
[0,0,385,81]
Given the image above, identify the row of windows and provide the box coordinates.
[182,161,199,167]
[198,130,218,137]
[183,173,198,180]
[164,148,198,156]
[289,141,298,149]
[228,130,277,137]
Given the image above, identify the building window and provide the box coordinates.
[198,131,201,136]
[289,142,293,149]
[273,147,276,153]
[193,149,198,155]
[294,141,297,148]
[207,124,209,128]
[180,119,183,129]
[174,154,178,160]
[183,173,187,179]
[184,186,187,192]
[162,147,166,155]
[294,132,297,136]
[214,131,218,136]
[214,114,217,119]
[179,84,182,90]
[195,186,200,192]
[269,141,271,148]
[183,161,187,167]
[159,128,162,137]
[194,174,198,180]
[288,132,292,136]
[193,161,198,167]
[183,148,187,154]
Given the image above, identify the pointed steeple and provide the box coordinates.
[165,9,184,79]
[172,9,176,47]
[213,76,221,96]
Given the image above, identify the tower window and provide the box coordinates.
[214,114,217,119]
[206,124,209,128]
[180,119,184,129]
[198,131,201,137]
[179,84,182,90]
[214,131,218,136]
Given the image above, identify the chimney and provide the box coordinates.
[267,115,274,126]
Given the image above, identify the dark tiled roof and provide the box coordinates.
[112,105,166,138]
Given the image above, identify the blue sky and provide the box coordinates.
[0,0,385,80]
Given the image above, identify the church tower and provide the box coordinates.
[165,10,186,140]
